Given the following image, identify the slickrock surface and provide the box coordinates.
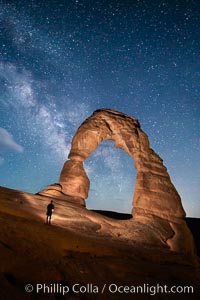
[0,186,200,300]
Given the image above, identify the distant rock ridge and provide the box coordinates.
[38,108,195,256]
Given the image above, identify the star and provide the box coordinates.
[0,0,199,216]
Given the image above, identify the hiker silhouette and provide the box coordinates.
[46,200,55,224]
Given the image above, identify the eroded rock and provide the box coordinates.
[39,109,195,256]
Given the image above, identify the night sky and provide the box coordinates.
[0,0,199,217]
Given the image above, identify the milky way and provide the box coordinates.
[0,0,199,216]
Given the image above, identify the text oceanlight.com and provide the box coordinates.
[25,283,194,295]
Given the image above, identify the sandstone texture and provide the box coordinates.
[39,109,195,256]
[0,186,200,300]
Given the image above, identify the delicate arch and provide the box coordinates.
[57,109,185,221]
[38,109,196,255]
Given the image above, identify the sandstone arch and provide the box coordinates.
[61,109,185,220]
[39,109,195,255]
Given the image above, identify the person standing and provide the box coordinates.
[46,200,55,224]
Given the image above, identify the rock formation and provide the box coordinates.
[39,109,195,256]
[1,185,200,300]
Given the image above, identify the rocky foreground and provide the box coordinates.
[0,186,200,300]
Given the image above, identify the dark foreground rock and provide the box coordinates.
[0,186,200,300]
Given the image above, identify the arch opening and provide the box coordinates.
[84,140,136,218]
